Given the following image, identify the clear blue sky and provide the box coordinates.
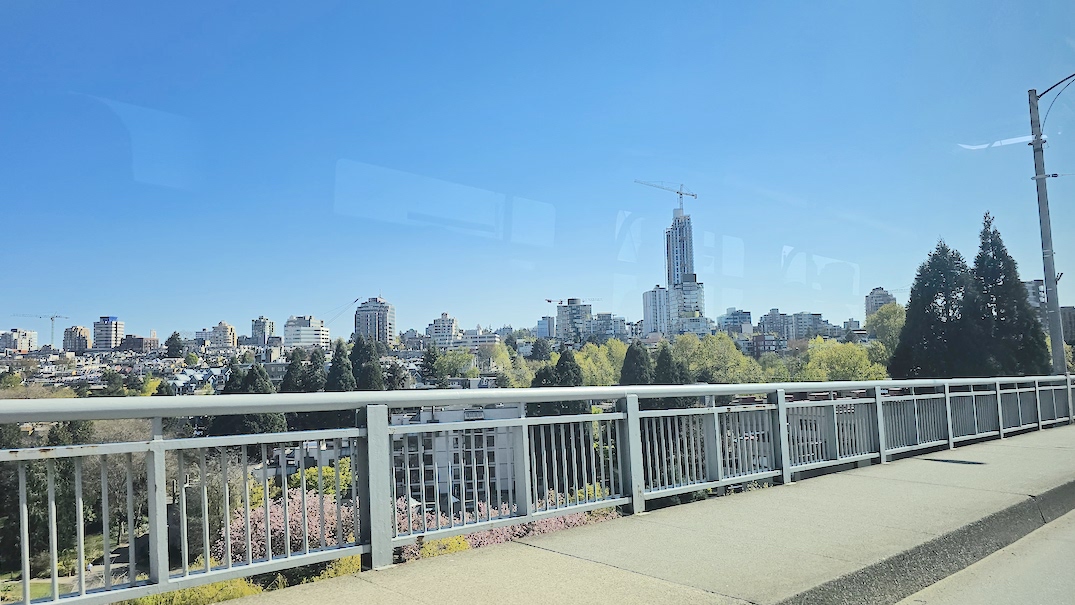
[3,1,1074,342]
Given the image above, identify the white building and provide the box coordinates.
[92,316,124,351]
[251,316,274,346]
[586,313,629,341]
[389,405,523,509]
[0,328,38,352]
[717,308,753,336]
[1024,280,1046,324]
[461,329,501,351]
[283,315,331,349]
[426,313,462,349]
[670,274,708,336]
[665,208,694,288]
[642,285,671,336]
[355,297,396,346]
[865,287,897,317]
[63,326,92,353]
[555,299,592,344]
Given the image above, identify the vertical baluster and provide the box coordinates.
[315,443,325,548]
[47,459,58,600]
[333,439,342,545]
[199,449,210,572]
[545,426,557,510]
[447,431,458,523]
[178,450,189,575]
[588,420,598,501]
[222,448,232,567]
[279,445,290,558]
[100,456,111,590]
[242,448,251,565]
[557,424,568,508]
[350,437,359,546]
[75,458,86,595]
[528,426,539,511]
[567,423,579,505]
[19,462,31,605]
[402,434,413,534]
[298,441,308,553]
[124,453,135,584]
[418,430,429,530]
[433,431,443,530]
[260,444,271,561]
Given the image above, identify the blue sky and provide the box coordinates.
[3,1,1074,342]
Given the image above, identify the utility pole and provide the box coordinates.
[1028,88,1067,374]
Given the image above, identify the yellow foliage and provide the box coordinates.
[120,578,262,605]
[311,555,364,581]
[420,535,471,558]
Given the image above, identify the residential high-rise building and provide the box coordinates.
[717,308,753,335]
[586,313,629,341]
[93,316,124,351]
[212,322,237,348]
[1061,307,1074,345]
[790,312,824,341]
[1024,280,1046,324]
[865,287,897,317]
[665,208,694,287]
[555,298,592,343]
[119,334,159,353]
[758,309,792,341]
[0,329,38,352]
[670,274,710,336]
[355,297,396,346]
[426,313,462,349]
[843,319,861,332]
[283,316,331,349]
[642,286,671,336]
[251,316,274,346]
[535,316,555,339]
[63,326,92,353]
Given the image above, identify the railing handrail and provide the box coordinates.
[1,373,1070,423]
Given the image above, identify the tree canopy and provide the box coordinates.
[326,339,357,392]
[165,332,184,358]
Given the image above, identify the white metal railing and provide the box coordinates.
[0,374,1071,604]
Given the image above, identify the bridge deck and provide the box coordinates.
[236,424,1075,605]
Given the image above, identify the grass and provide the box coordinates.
[0,579,64,603]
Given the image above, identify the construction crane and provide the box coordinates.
[12,314,69,349]
[545,298,603,306]
[634,180,697,211]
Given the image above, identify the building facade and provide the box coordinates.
[665,208,694,288]
[119,334,159,353]
[670,274,709,336]
[717,308,753,335]
[0,329,38,352]
[865,287,897,317]
[1061,306,1074,345]
[535,316,555,339]
[251,316,275,346]
[555,299,593,344]
[586,313,629,341]
[426,313,462,349]
[92,316,124,351]
[63,326,92,353]
[642,286,671,337]
[283,315,331,349]
[758,309,792,341]
[355,297,396,346]
[1024,280,1046,325]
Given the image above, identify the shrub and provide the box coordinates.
[212,489,355,563]
[420,535,470,558]
[119,578,262,605]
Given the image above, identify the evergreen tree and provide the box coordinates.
[652,343,691,409]
[555,349,583,386]
[528,338,552,361]
[964,213,1051,376]
[165,331,184,358]
[326,340,357,392]
[620,341,654,385]
[302,348,327,392]
[154,380,176,396]
[241,363,275,394]
[385,360,409,390]
[222,363,247,394]
[890,241,977,378]
[356,362,385,391]
[504,333,517,351]
[530,365,559,387]
[279,348,307,393]
[420,345,440,383]
[349,336,374,383]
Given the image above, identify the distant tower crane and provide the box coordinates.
[12,314,69,349]
[634,180,697,211]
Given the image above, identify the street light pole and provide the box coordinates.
[1028,87,1067,374]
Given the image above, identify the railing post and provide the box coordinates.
[1035,380,1044,431]
[996,381,1005,438]
[1068,374,1073,425]
[944,384,954,450]
[146,417,169,585]
[364,404,394,569]
[873,387,888,463]
[621,394,646,514]
[770,389,791,484]
[512,423,533,517]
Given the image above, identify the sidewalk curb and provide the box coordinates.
[779,477,1075,605]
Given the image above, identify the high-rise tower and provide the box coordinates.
[665,208,695,287]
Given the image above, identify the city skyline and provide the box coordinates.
[3,3,1074,339]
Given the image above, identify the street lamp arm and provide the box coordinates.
[1038,72,1075,98]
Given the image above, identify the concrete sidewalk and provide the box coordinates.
[897,508,1075,605]
[236,424,1075,605]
